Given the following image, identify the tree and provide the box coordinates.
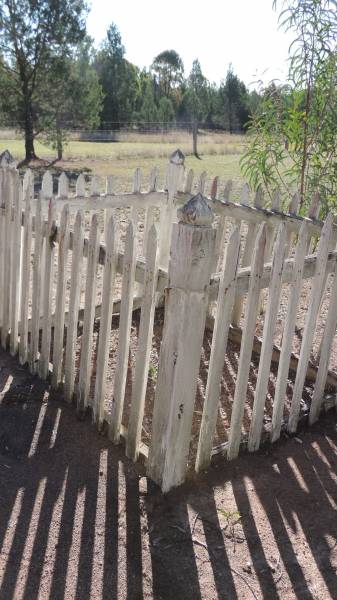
[183,59,210,157]
[94,23,140,127]
[241,0,337,212]
[158,96,175,129]
[40,38,103,160]
[219,66,249,133]
[137,78,158,128]
[0,0,88,161]
[151,50,184,100]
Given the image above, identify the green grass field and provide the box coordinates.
[0,131,247,197]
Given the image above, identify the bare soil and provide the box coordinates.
[0,349,337,599]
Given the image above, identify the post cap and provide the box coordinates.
[0,149,16,168]
[170,148,185,165]
[177,192,214,226]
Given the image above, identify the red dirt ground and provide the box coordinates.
[0,349,337,599]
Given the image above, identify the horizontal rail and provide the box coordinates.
[177,191,337,238]
[209,251,337,298]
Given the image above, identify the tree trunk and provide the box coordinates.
[24,107,38,161]
[192,119,200,159]
[56,126,63,161]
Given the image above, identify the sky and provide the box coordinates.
[87,0,293,88]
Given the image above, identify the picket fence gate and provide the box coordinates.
[0,149,337,492]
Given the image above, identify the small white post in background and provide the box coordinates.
[158,149,185,269]
[147,192,215,492]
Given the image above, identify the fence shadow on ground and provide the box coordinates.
[0,350,336,600]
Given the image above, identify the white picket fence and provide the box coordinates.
[0,149,336,492]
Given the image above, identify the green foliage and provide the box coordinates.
[151,49,184,100]
[241,0,337,213]
[0,0,88,160]
[94,23,140,126]
[40,37,103,159]
[137,79,159,127]
[158,97,175,127]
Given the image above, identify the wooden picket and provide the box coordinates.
[248,223,287,452]
[195,225,241,472]
[39,199,56,379]
[93,215,118,426]
[126,224,159,462]
[51,205,70,389]
[18,183,32,364]
[227,223,266,461]
[64,211,85,402]
[109,220,137,443]
[78,213,100,412]
[270,223,309,441]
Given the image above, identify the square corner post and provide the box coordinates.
[147,193,215,492]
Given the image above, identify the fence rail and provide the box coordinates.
[0,149,336,492]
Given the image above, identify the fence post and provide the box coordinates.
[147,192,215,492]
[158,149,185,269]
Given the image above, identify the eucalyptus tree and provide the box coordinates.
[241,0,337,212]
[0,0,88,161]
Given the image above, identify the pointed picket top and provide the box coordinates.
[76,173,86,197]
[149,166,158,192]
[23,169,34,197]
[133,167,142,193]
[254,186,264,208]
[241,182,250,206]
[224,179,232,201]
[41,171,53,197]
[91,175,101,196]
[184,168,194,193]
[198,171,207,194]
[288,192,300,215]
[308,191,320,220]
[177,192,214,227]
[0,149,16,168]
[271,188,281,211]
[105,175,114,195]
[170,148,185,166]
[58,172,69,198]
[210,176,219,201]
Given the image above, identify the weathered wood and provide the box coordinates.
[29,197,43,372]
[126,224,159,462]
[51,205,70,389]
[184,169,194,193]
[271,223,309,441]
[198,171,207,194]
[58,172,69,198]
[39,200,56,379]
[248,224,287,452]
[109,221,137,443]
[76,173,86,197]
[0,170,5,327]
[227,223,266,460]
[288,213,333,433]
[195,226,241,473]
[18,184,32,364]
[212,180,233,273]
[10,171,23,356]
[1,169,13,348]
[93,216,118,426]
[231,189,262,325]
[309,263,337,424]
[147,193,215,492]
[158,151,185,269]
[77,213,100,411]
[64,211,85,402]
